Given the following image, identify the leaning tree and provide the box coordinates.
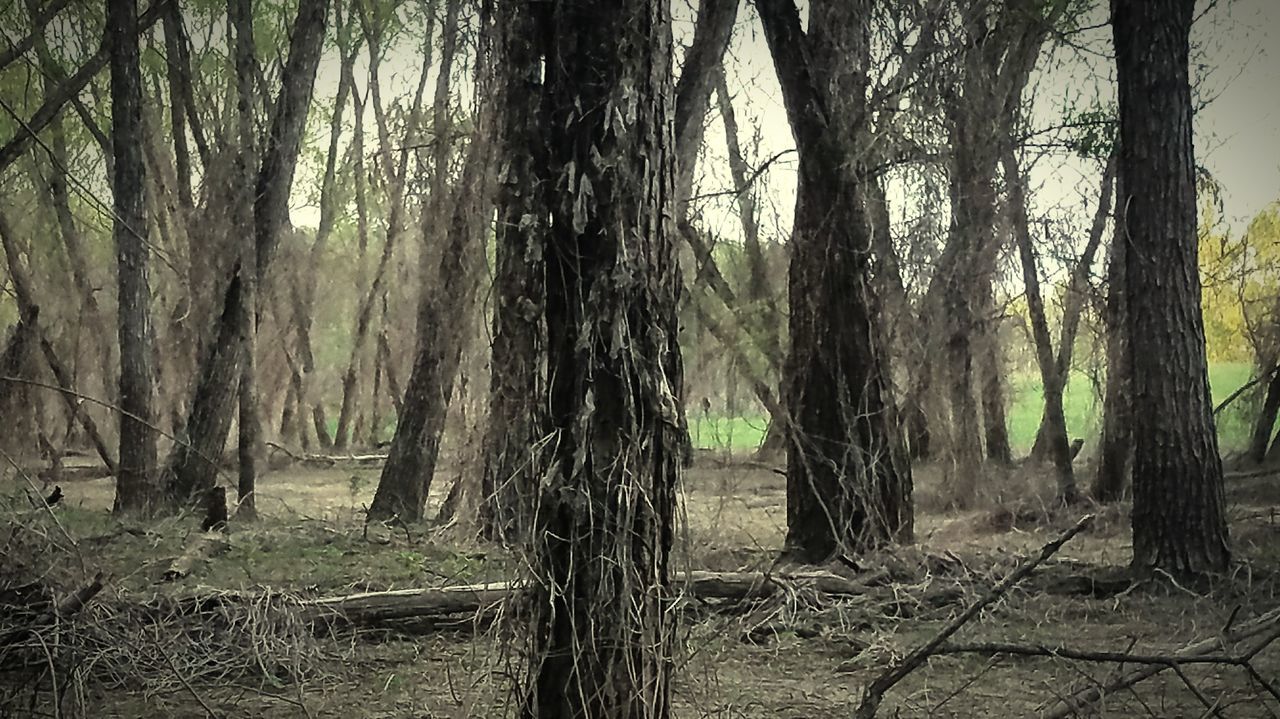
[756,0,913,563]
[1114,0,1230,576]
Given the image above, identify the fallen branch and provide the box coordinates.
[1042,605,1280,718]
[283,569,890,629]
[853,514,1095,719]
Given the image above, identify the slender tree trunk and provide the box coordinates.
[1114,0,1229,576]
[164,0,328,508]
[1247,368,1280,464]
[979,289,1013,465]
[108,0,159,516]
[229,0,259,521]
[1007,150,1076,501]
[1093,173,1131,502]
[1030,156,1116,458]
[522,1,681,713]
[759,0,912,563]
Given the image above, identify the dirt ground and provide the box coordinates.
[4,456,1280,718]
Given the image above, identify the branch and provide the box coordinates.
[1214,363,1280,416]
[853,514,1095,719]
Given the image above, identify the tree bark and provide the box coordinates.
[520,0,681,714]
[759,0,912,563]
[1114,0,1230,576]
[478,0,547,543]
[229,0,259,521]
[108,0,159,516]
[164,0,328,508]
[1092,174,1132,502]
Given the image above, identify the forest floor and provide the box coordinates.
[3,455,1280,718]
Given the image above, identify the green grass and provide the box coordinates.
[693,362,1260,454]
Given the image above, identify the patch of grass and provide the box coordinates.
[690,414,768,452]
[696,362,1259,456]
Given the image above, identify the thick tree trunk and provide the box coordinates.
[1114,0,1230,576]
[979,296,1013,465]
[478,0,547,543]
[108,0,159,516]
[1007,150,1076,501]
[759,0,912,563]
[521,0,681,714]
[164,0,328,508]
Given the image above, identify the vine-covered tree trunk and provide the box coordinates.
[164,0,328,508]
[758,0,912,563]
[107,0,159,515]
[478,0,546,543]
[521,0,681,714]
[1114,0,1230,576]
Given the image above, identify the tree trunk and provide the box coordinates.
[979,294,1013,465]
[1030,155,1116,458]
[521,0,681,715]
[364,0,468,524]
[164,0,328,508]
[1092,177,1132,502]
[759,0,912,563]
[1114,0,1230,576]
[1007,150,1076,502]
[108,0,159,516]
[229,0,259,521]
[478,0,547,543]
[1247,367,1280,464]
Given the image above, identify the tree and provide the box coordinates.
[520,0,682,713]
[364,0,468,525]
[1113,0,1230,576]
[107,0,158,515]
[229,0,259,521]
[477,0,546,542]
[757,0,912,563]
[164,0,328,509]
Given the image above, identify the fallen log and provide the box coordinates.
[294,569,889,628]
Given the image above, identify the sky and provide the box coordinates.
[292,0,1280,248]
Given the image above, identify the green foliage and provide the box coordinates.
[1062,105,1117,159]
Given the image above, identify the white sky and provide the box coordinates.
[291,0,1280,254]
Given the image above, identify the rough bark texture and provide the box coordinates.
[1114,0,1230,576]
[521,0,681,715]
[758,0,912,563]
[108,0,159,515]
[478,0,547,542]
[164,0,328,508]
